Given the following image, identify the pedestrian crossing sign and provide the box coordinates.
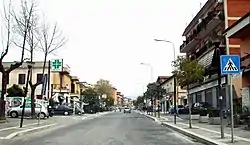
[220,55,241,75]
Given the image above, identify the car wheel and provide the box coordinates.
[64,111,69,115]
[10,111,18,118]
[38,112,46,119]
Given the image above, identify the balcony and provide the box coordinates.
[180,10,224,53]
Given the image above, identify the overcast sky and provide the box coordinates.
[1,0,206,99]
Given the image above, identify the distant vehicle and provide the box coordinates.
[124,107,131,113]
[7,102,49,119]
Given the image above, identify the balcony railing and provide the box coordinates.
[180,10,224,53]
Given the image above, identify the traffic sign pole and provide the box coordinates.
[229,74,234,143]
[220,55,240,143]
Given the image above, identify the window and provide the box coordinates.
[71,82,75,93]
[37,74,47,83]
[18,74,26,84]
[37,74,43,83]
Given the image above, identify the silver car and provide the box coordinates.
[7,102,49,119]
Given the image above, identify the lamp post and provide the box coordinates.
[140,63,154,82]
[212,37,224,138]
[20,61,34,128]
[140,63,154,115]
[154,39,177,124]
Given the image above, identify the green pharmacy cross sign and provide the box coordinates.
[52,59,63,72]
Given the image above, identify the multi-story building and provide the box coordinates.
[110,87,117,105]
[180,0,250,108]
[0,61,52,99]
[225,12,250,108]
[0,61,74,104]
[159,75,187,113]
[116,91,122,105]
[70,76,81,103]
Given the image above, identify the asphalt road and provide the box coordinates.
[1,111,203,145]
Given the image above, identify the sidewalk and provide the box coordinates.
[139,111,250,145]
[0,111,112,139]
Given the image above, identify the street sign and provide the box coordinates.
[220,55,240,75]
[220,55,241,143]
[51,59,63,72]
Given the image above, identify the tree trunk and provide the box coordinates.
[157,91,160,118]
[187,84,192,128]
[30,86,36,118]
[29,48,36,118]
[0,72,7,120]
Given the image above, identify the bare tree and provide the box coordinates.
[0,0,35,119]
[26,22,67,117]
[14,0,40,118]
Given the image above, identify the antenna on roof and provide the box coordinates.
[200,2,202,8]
[191,13,194,18]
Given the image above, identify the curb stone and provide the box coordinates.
[2,123,57,140]
[161,122,227,145]
[140,113,227,145]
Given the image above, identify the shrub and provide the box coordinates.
[199,109,208,116]
[208,109,220,117]
[191,108,200,115]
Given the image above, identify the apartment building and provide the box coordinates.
[0,61,74,104]
[0,61,51,99]
[70,76,81,103]
[225,12,250,108]
[159,75,187,112]
[110,87,117,105]
[180,0,250,108]
[116,91,124,106]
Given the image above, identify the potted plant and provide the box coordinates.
[199,108,208,123]
[208,109,220,125]
[190,108,200,120]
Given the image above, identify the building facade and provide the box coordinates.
[0,61,76,105]
[0,61,51,99]
[110,87,117,105]
[180,0,250,109]
[225,12,250,108]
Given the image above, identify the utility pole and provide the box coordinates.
[47,60,51,100]
[213,38,224,138]
[173,75,177,124]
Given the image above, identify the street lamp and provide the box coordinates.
[212,36,224,138]
[140,63,154,116]
[154,39,177,124]
[20,61,34,128]
[140,63,154,82]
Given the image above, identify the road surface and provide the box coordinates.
[1,111,203,145]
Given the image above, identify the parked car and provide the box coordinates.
[178,102,214,114]
[75,105,84,115]
[53,105,73,115]
[169,105,185,114]
[7,102,49,119]
[124,107,131,113]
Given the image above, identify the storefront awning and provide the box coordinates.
[198,49,215,68]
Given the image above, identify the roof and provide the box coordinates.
[182,0,216,36]
[160,75,175,85]
[224,11,250,38]
[111,87,117,90]
[71,76,79,81]
[156,76,170,84]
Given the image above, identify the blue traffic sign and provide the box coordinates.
[220,55,241,75]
